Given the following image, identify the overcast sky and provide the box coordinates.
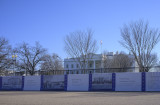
[0,0,160,59]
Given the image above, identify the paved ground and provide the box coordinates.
[0,91,160,105]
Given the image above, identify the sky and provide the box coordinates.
[0,0,160,60]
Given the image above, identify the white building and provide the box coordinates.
[64,54,104,70]
[64,52,138,74]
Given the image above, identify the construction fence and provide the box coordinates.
[0,72,160,91]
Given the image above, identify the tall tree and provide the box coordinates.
[111,53,134,72]
[0,37,12,75]
[120,20,160,72]
[16,42,46,75]
[64,29,98,70]
[103,51,134,72]
[40,53,63,71]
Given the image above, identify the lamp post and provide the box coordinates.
[100,40,103,73]
[12,54,17,76]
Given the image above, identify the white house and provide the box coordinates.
[64,52,138,74]
[64,54,104,70]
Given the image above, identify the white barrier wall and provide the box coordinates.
[2,76,22,90]
[43,75,64,90]
[116,73,141,91]
[146,72,160,91]
[2,72,160,91]
[92,73,112,90]
[23,76,41,91]
[67,74,89,91]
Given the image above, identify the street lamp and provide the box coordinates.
[12,54,17,76]
[100,40,103,72]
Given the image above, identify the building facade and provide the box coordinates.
[64,52,138,74]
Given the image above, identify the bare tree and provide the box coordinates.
[111,52,134,72]
[120,20,160,72]
[64,29,98,70]
[40,53,63,71]
[16,42,46,75]
[103,51,134,72]
[0,37,12,75]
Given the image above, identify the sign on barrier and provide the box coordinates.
[146,72,160,91]
[67,74,89,91]
[42,75,64,90]
[1,76,23,90]
[115,73,141,91]
[91,73,112,91]
[23,76,41,91]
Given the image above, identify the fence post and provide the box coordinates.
[112,73,116,91]
[40,75,43,91]
[0,77,2,91]
[64,74,68,91]
[21,76,24,91]
[142,72,146,92]
[89,73,92,91]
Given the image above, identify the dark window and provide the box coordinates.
[89,63,92,68]
[66,64,69,68]
[77,64,79,68]
[71,64,74,68]
[76,71,79,74]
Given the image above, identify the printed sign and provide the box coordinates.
[23,76,41,90]
[43,75,64,90]
[116,73,141,91]
[2,76,22,90]
[146,72,160,91]
[67,74,89,91]
[92,73,112,90]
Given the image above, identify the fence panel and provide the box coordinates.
[115,73,141,91]
[42,75,65,91]
[91,73,112,91]
[67,74,89,91]
[1,76,23,90]
[23,76,41,91]
[146,72,160,91]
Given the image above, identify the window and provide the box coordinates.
[76,64,79,68]
[71,64,74,68]
[89,63,92,68]
[76,71,79,74]
[66,64,69,68]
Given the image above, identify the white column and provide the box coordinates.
[94,60,96,73]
